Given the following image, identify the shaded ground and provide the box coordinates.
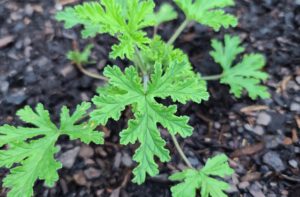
[0,0,299,196]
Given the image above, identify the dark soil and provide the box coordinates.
[0,0,300,197]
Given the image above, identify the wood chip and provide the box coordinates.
[292,129,299,143]
[283,137,293,145]
[240,105,269,113]
[231,143,265,158]
[241,172,261,182]
[277,76,292,93]
[0,36,14,48]
[58,0,79,6]
[296,116,300,129]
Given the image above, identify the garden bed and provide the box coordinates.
[0,0,299,196]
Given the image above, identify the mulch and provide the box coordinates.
[0,0,299,196]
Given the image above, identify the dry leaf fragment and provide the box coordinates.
[0,36,14,48]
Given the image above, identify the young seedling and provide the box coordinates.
[67,44,108,80]
[0,0,270,196]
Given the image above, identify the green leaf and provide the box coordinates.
[173,0,238,31]
[142,36,189,69]
[210,35,270,99]
[0,102,104,197]
[67,44,94,65]
[146,3,178,26]
[56,0,155,59]
[169,154,234,197]
[91,62,208,184]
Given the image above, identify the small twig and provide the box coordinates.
[201,74,223,81]
[280,174,300,182]
[74,63,108,81]
[171,134,193,168]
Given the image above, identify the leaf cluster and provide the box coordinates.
[91,61,209,184]
[56,0,156,59]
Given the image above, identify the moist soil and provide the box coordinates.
[0,0,300,197]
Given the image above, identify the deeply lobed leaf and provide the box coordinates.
[0,102,104,197]
[91,60,209,184]
[174,0,238,31]
[169,154,234,197]
[146,3,178,26]
[67,44,94,65]
[210,35,270,99]
[56,0,155,59]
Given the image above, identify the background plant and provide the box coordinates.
[0,0,270,196]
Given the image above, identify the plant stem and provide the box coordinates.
[75,63,108,81]
[134,46,147,75]
[171,134,193,168]
[143,74,149,92]
[153,26,158,38]
[167,19,190,45]
[202,73,223,81]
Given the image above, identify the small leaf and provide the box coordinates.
[147,3,178,26]
[67,44,94,65]
[210,35,270,99]
[174,0,238,31]
[169,154,234,197]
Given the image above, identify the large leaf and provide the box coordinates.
[91,61,209,184]
[0,102,104,197]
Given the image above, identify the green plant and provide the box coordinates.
[170,154,234,197]
[0,103,103,197]
[209,35,270,99]
[0,0,270,196]
[67,43,94,65]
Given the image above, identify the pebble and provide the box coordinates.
[238,181,250,190]
[58,147,80,169]
[245,124,265,136]
[24,4,34,16]
[121,153,133,167]
[267,113,286,131]
[263,135,281,149]
[24,71,37,84]
[0,81,9,93]
[296,76,300,85]
[227,184,239,194]
[288,160,298,168]
[290,102,300,112]
[188,157,200,167]
[113,152,122,169]
[79,145,94,159]
[73,171,87,186]
[257,112,271,126]
[253,126,265,135]
[5,90,27,105]
[84,167,101,179]
[249,183,266,197]
[263,151,286,172]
